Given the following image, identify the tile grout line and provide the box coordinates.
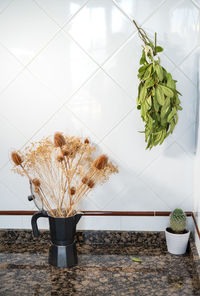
[18,67,101,143]
[112,0,167,25]
[0,0,15,16]
[100,0,167,68]
[0,65,100,171]
[33,0,90,29]
[0,0,90,97]
[64,30,136,103]
[177,45,199,68]
[98,106,135,143]
[191,0,200,10]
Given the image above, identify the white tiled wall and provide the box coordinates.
[194,45,200,254]
[0,0,199,231]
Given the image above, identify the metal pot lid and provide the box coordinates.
[28,182,44,211]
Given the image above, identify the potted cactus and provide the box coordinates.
[165,208,190,255]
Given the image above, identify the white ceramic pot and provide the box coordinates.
[165,228,190,255]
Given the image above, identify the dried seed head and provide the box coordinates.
[57,155,64,162]
[93,154,108,170]
[11,152,23,166]
[82,176,88,184]
[32,178,40,187]
[84,138,90,144]
[62,149,69,156]
[34,186,39,193]
[87,179,95,188]
[54,132,66,147]
[70,187,76,195]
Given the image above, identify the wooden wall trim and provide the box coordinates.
[0,210,199,240]
[0,210,192,216]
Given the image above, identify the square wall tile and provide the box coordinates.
[140,143,194,209]
[103,176,169,211]
[179,46,200,86]
[143,0,200,65]
[171,68,197,138]
[0,115,27,168]
[77,216,121,230]
[0,43,23,93]
[120,216,193,231]
[0,216,23,229]
[65,0,135,64]
[68,69,134,139]
[103,108,174,174]
[114,0,166,24]
[28,31,98,100]
[0,0,13,14]
[0,181,27,210]
[104,34,175,99]
[29,105,99,143]
[0,163,32,209]
[0,69,65,139]
[0,0,59,64]
[35,0,88,27]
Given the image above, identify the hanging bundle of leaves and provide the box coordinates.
[133,20,182,150]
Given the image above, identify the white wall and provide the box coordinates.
[194,45,200,254]
[0,0,199,230]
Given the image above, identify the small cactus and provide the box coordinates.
[170,208,186,232]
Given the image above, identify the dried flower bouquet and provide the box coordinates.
[11,133,118,217]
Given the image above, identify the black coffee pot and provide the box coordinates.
[31,210,82,268]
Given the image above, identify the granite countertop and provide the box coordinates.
[0,230,200,296]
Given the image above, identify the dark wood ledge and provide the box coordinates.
[0,210,199,240]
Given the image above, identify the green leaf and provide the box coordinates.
[153,98,159,112]
[156,46,163,53]
[156,85,165,106]
[145,77,154,89]
[138,65,147,73]
[167,107,177,122]
[160,85,174,98]
[143,64,152,80]
[140,50,146,65]
[139,85,147,103]
[161,97,170,119]
[131,257,142,263]
[159,130,166,145]
[166,73,175,89]
[155,64,163,81]
[146,96,152,108]
[154,131,162,145]
[141,103,148,120]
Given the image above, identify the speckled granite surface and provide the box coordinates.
[0,230,199,296]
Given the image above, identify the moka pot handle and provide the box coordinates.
[31,210,48,237]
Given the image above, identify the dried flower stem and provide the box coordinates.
[11,133,118,217]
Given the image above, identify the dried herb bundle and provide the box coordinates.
[133,20,182,150]
[11,133,118,217]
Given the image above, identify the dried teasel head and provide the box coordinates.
[87,179,95,189]
[84,138,90,144]
[57,155,64,162]
[82,176,88,184]
[54,132,66,147]
[32,178,40,187]
[93,154,108,170]
[11,152,23,166]
[70,187,76,195]
[34,186,40,193]
[62,149,69,157]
